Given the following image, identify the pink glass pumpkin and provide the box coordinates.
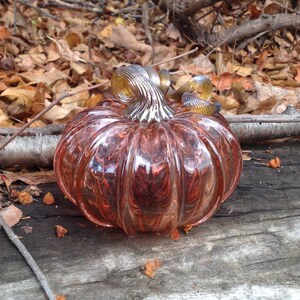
[54,65,242,234]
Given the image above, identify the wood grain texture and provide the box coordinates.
[0,142,299,300]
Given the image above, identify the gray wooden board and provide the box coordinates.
[0,141,300,300]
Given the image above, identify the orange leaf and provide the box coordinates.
[18,191,33,205]
[0,26,10,40]
[55,295,66,300]
[43,192,55,205]
[211,73,253,91]
[269,157,281,169]
[170,229,181,241]
[182,225,193,234]
[144,259,161,279]
[55,225,68,238]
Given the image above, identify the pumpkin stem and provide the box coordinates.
[111,65,174,122]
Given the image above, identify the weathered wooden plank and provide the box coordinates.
[0,141,299,300]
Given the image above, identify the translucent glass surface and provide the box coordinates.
[54,101,242,234]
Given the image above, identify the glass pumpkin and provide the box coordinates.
[54,65,242,235]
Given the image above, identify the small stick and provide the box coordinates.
[0,83,105,152]
[13,0,17,33]
[0,214,56,300]
[17,0,60,20]
[150,47,198,67]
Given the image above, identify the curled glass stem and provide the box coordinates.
[182,93,217,115]
[169,75,213,101]
[111,65,174,122]
[111,65,215,120]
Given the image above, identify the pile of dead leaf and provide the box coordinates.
[0,0,299,129]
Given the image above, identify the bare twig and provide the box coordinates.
[0,214,56,300]
[40,0,102,13]
[150,47,198,67]
[153,1,300,48]
[13,0,17,33]
[0,83,105,152]
[208,14,300,47]
[142,2,153,46]
[1,107,300,168]
[17,0,60,20]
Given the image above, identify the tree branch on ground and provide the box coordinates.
[152,1,300,48]
[1,107,299,168]
[0,214,56,300]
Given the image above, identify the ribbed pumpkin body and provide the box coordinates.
[54,101,242,234]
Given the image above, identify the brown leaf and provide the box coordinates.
[165,23,181,40]
[2,170,55,187]
[212,94,240,110]
[109,25,152,53]
[21,225,33,234]
[144,259,161,279]
[249,4,262,19]
[64,32,82,49]
[180,54,215,75]
[269,157,281,169]
[48,37,86,63]
[84,94,103,107]
[20,67,67,86]
[31,82,47,115]
[16,53,47,71]
[18,191,33,205]
[141,45,176,69]
[1,87,35,103]
[256,50,269,72]
[211,73,253,91]
[295,65,300,83]
[242,152,252,161]
[0,108,13,127]
[264,3,282,15]
[0,205,22,227]
[55,225,68,238]
[43,192,55,205]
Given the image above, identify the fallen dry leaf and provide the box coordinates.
[26,185,43,197]
[109,25,152,53]
[0,26,10,40]
[55,225,68,238]
[269,157,281,169]
[144,259,161,279]
[2,170,55,187]
[182,225,193,234]
[211,73,253,91]
[213,94,240,110]
[55,295,66,300]
[180,54,215,75]
[0,205,22,227]
[64,32,82,49]
[0,108,13,127]
[109,25,152,52]
[170,229,181,241]
[43,192,55,205]
[165,23,181,40]
[18,191,33,205]
[21,225,33,234]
